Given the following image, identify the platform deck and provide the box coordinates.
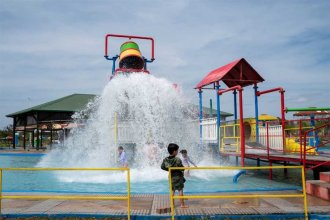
[222,147,330,166]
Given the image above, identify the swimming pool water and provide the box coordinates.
[0,155,302,194]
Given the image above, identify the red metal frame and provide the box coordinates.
[104,34,155,60]
[257,87,286,152]
[266,122,273,179]
[218,86,245,166]
[303,122,330,171]
[257,87,285,129]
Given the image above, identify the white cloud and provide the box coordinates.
[0,0,329,127]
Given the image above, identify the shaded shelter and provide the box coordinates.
[6,94,96,149]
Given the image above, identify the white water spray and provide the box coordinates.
[38,73,235,183]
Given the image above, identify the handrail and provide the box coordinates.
[168,166,308,220]
[303,122,330,171]
[0,167,131,219]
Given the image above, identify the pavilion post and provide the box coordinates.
[32,130,35,148]
[36,113,39,150]
[23,123,26,150]
[12,117,16,149]
[50,124,53,148]
[40,130,43,148]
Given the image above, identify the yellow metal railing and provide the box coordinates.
[169,166,308,220]
[220,123,240,152]
[0,167,131,219]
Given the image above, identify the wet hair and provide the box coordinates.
[167,143,179,155]
[180,149,187,154]
[118,146,124,150]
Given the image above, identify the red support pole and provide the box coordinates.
[303,132,307,172]
[257,87,286,154]
[239,89,245,167]
[218,85,244,166]
[218,85,242,95]
[256,87,284,96]
[280,90,286,153]
[267,122,272,180]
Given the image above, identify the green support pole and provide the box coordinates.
[209,99,213,116]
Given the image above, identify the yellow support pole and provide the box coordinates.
[169,172,175,220]
[114,112,118,145]
[220,127,223,152]
[301,167,308,220]
[127,168,131,220]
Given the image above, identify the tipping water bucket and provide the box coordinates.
[119,41,145,69]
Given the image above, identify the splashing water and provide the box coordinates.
[38,73,234,184]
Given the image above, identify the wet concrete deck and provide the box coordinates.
[1,191,330,218]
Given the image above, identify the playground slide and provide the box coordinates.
[285,138,316,154]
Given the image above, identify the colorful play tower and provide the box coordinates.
[195,58,330,169]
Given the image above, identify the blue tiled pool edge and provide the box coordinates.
[2,213,329,219]
[0,153,46,156]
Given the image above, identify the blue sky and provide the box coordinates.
[0,0,329,127]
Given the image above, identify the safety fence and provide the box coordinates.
[168,166,308,220]
[201,118,218,142]
[0,167,131,219]
[220,123,240,152]
[216,118,330,157]
[259,124,283,151]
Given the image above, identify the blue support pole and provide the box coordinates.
[104,55,119,75]
[112,56,119,74]
[309,114,318,148]
[143,57,154,71]
[233,90,238,122]
[215,82,221,147]
[198,89,203,144]
[254,84,259,143]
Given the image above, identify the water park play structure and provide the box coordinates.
[195,59,330,176]
[1,34,330,219]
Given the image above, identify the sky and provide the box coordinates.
[0,0,329,128]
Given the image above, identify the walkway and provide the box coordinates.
[2,191,330,218]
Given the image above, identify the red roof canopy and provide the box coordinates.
[195,58,265,89]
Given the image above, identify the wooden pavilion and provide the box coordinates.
[6,94,96,150]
